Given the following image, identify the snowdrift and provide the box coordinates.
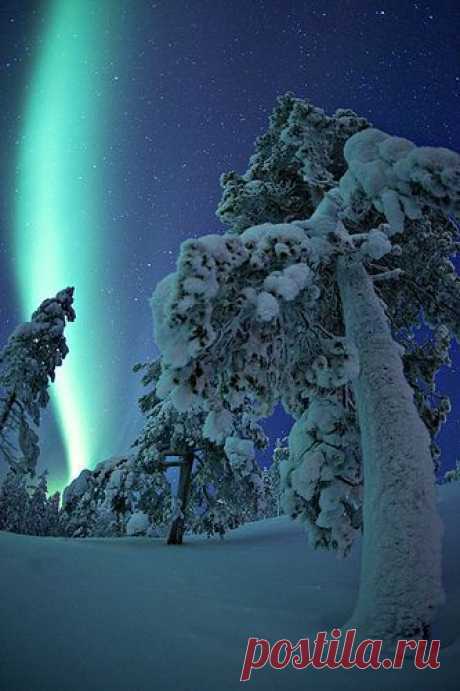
[0,481,458,691]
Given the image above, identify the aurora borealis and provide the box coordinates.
[1,1,459,492]
[14,0,117,486]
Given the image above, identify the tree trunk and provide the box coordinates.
[167,453,194,545]
[336,256,443,645]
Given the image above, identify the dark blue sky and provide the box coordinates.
[0,0,459,487]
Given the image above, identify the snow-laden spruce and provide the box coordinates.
[150,95,460,644]
[0,287,75,475]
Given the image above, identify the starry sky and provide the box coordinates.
[0,0,459,492]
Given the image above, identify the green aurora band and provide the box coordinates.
[15,0,116,486]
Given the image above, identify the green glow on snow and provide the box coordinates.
[15,0,115,486]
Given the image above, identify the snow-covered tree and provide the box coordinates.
[262,437,287,519]
[0,468,62,537]
[261,467,274,518]
[444,460,460,483]
[149,94,460,644]
[217,95,369,232]
[46,490,61,536]
[188,440,264,536]
[60,455,171,538]
[0,287,75,475]
[25,471,49,536]
[0,467,29,533]
[134,360,266,544]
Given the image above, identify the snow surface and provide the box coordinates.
[0,483,458,691]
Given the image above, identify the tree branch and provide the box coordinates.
[372,268,403,283]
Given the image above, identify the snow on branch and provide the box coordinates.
[340,128,460,235]
[151,223,357,432]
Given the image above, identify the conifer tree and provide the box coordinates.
[150,95,460,643]
[46,490,61,536]
[263,437,288,518]
[60,456,172,538]
[0,287,75,475]
[25,471,49,536]
[0,468,29,533]
[134,360,266,544]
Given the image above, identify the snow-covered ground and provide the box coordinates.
[0,482,458,691]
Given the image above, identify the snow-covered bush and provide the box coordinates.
[126,511,151,536]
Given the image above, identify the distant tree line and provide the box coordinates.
[0,469,60,536]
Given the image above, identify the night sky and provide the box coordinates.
[0,0,459,492]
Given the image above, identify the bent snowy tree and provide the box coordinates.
[150,95,460,644]
[0,287,75,475]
